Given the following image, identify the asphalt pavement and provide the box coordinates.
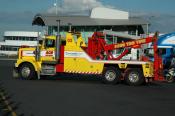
[0,60,175,116]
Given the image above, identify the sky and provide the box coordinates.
[0,0,175,39]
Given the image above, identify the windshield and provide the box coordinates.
[144,48,167,57]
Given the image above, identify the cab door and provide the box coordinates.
[41,39,55,61]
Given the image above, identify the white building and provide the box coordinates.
[90,7,129,19]
[0,31,40,56]
[33,7,149,38]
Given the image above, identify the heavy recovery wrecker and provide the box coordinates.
[13,25,164,86]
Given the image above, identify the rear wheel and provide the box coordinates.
[102,67,121,84]
[124,68,145,86]
[19,63,37,80]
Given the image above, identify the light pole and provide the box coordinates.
[54,0,58,15]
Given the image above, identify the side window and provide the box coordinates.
[159,48,166,55]
[39,40,43,45]
[144,48,154,57]
[45,39,55,48]
[173,48,175,55]
[171,48,175,57]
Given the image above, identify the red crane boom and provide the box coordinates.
[86,31,164,81]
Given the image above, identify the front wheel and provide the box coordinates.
[19,63,37,80]
[124,68,145,86]
[102,67,121,84]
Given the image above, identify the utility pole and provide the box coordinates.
[54,0,58,15]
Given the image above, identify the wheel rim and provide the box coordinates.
[21,67,31,78]
[105,70,116,81]
[128,72,139,83]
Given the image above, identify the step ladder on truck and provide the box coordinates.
[13,21,165,86]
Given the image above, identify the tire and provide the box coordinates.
[19,63,37,80]
[102,67,121,84]
[124,68,145,86]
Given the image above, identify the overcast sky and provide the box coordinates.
[0,0,175,39]
[0,0,175,13]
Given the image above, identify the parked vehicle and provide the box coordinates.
[145,32,175,82]
[13,23,165,86]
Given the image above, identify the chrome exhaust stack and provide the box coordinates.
[55,20,61,62]
[35,31,40,61]
[68,23,72,32]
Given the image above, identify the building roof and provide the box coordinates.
[90,7,129,19]
[32,14,149,27]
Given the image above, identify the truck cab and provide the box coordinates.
[145,32,175,68]
[158,47,175,68]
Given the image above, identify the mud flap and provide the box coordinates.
[37,70,41,80]
[13,68,19,79]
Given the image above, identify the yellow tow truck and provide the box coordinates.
[13,24,164,86]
